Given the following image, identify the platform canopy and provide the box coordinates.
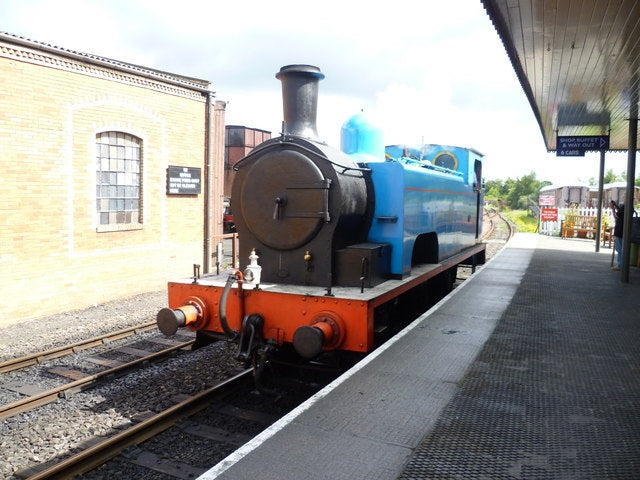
[481,0,640,152]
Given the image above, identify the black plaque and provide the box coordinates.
[167,166,201,195]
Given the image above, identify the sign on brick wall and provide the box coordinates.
[167,166,201,195]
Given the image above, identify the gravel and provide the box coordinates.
[0,290,168,362]
[0,290,243,480]
[1,339,242,479]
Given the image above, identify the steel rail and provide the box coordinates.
[482,213,496,240]
[504,214,515,240]
[0,321,158,373]
[497,211,516,241]
[481,208,515,242]
[0,339,195,420]
[481,207,501,241]
[24,369,253,480]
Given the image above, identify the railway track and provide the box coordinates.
[1,316,318,480]
[0,322,158,374]
[0,327,196,420]
[482,208,497,240]
[482,207,514,242]
[455,207,513,286]
[17,369,255,480]
[482,207,515,248]
[15,366,322,480]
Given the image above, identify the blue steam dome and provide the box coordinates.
[340,112,385,161]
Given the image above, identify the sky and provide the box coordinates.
[0,0,631,185]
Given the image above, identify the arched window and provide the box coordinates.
[96,132,142,230]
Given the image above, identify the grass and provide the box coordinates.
[501,209,539,233]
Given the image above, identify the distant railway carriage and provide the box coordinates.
[539,184,591,207]
[589,182,640,207]
[540,183,640,208]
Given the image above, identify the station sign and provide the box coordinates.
[538,193,555,206]
[167,165,201,195]
[540,207,558,222]
[556,135,609,157]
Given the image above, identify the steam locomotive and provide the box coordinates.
[157,64,485,373]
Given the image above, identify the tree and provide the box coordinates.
[505,172,550,210]
[484,179,508,199]
[605,169,623,183]
[588,169,621,186]
[484,172,552,210]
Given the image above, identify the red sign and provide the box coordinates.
[540,208,558,222]
[538,193,555,206]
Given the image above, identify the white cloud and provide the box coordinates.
[1,0,630,185]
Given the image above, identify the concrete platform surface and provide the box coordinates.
[198,233,640,480]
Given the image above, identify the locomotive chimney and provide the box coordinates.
[276,64,325,140]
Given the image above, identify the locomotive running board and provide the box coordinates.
[177,243,486,308]
[363,242,486,308]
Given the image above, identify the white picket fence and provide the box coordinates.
[539,207,614,236]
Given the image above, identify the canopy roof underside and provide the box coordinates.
[482,0,640,152]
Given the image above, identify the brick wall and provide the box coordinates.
[0,40,224,325]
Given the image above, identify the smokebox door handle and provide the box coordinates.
[273,196,287,220]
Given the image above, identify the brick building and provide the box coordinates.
[224,125,271,196]
[0,32,226,325]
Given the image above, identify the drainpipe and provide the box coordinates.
[213,100,227,264]
[203,89,214,273]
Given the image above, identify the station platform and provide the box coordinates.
[199,233,640,480]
